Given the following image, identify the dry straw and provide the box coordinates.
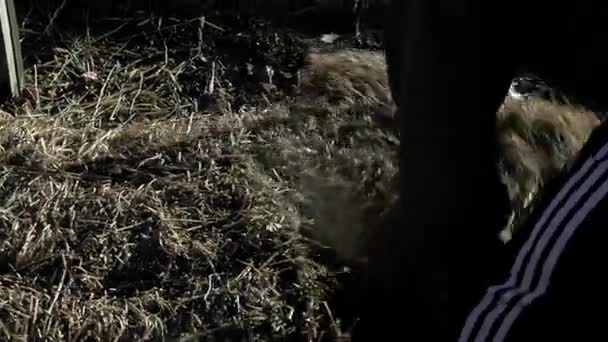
[0,12,598,341]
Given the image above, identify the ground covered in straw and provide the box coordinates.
[0,11,601,341]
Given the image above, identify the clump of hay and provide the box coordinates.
[301,49,390,104]
[497,98,600,240]
[299,49,395,122]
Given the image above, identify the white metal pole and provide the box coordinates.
[0,0,23,98]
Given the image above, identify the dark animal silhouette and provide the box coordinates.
[352,1,608,341]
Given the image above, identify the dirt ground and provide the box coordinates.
[0,9,600,341]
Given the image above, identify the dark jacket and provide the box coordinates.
[460,119,608,342]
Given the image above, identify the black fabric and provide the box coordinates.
[461,119,608,341]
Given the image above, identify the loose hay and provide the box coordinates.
[0,93,334,341]
[497,98,600,240]
[0,16,333,341]
[0,11,601,341]
[300,49,391,107]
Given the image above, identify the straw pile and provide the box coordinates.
[1,15,338,341]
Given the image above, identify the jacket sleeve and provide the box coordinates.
[459,119,608,342]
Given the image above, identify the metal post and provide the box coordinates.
[0,0,23,98]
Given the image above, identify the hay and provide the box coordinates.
[497,98,600,240]
[0,11,600,341]
[0,16,337,341]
